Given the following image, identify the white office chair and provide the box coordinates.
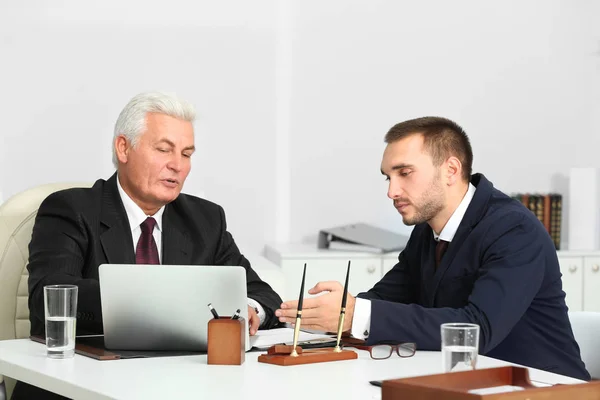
[569,311,600,379]
[0,182,91,399]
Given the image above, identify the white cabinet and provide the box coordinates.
[278,258,380,300]
[264,245,600,312]
[583,256,600,312]
[263,244,384,300]
[557,251,600,312]
[382,253,400,275]
[557,255,583,311]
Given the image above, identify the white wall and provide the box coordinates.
[593,0,600,176]
[0,1,598,251]
[0,0,279,253]
[288,0,600,248]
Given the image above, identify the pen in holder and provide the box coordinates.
[258,262,358,366]
[207,317,245,365]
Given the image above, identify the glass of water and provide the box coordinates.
[44,285,78,359]
[441,323,479,372]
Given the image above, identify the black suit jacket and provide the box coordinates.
[358,174,590,381]
[27,173,282,336]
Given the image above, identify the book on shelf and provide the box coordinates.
[510,192,562,250]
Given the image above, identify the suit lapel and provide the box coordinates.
[421,234,438,307]
[420,230,437,278]
[162,203,193,265]
[429,174,493,303]
[100,173,136,264]
[429,224,473,302]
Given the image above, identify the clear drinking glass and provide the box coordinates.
[44,285,78,359]
[441,323,479,372]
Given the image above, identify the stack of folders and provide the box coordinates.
[510,193,562,250]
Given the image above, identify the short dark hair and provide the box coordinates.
[384,116,473,181]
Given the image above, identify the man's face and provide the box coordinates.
[380,134,445,226]
[115,112,195,213]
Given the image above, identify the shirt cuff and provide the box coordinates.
[351,297,371,340]
[247,298,266,327]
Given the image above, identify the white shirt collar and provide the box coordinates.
[116,175,165,233]
[433,183,476,242]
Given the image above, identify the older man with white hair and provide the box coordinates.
[13,92,282,400]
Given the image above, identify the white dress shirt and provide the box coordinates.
[351,183,477,339]
[117,177,165,262]
[116,176,265,325]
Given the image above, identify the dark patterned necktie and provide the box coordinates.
[435,240,449,268]
[136,217,159,265]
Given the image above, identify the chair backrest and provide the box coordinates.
[569,311,600,379]
[0,183,91,341]
[0,182,91,398]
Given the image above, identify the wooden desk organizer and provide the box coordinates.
[382,366,600,400]
[207,317,245,365]
[258,345,357,366]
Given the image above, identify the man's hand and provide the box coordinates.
[248,305,260,336]
[275,281,356,332]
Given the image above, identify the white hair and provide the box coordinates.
[112,91,196,168]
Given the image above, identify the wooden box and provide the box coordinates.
[382,366,600,399]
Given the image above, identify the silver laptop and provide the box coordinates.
[98,264,249,352]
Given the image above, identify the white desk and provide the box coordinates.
[0,339,583,400]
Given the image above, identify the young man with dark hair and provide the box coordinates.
[277,116,590,381]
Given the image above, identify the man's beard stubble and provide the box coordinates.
[400,174,445,226]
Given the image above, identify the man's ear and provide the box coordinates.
[445,156,463,186]
[114,135,130,164]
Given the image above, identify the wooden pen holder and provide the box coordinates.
[207,317,245,365]
[258,345,357,366]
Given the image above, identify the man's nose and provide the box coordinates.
[387,179,403,200]
[167,156,182,172]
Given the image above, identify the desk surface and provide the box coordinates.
[0,339,583,400]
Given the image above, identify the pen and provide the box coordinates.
[290,263,307,357]
[231,309,241,320]
[334,260,351,353]
[207,303,220,319]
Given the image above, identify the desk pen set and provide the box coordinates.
[258,261,358,366]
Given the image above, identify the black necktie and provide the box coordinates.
[435,240,449,268]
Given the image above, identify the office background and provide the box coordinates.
[0,0,599,255]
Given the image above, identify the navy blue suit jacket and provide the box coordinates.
[358,174,590,381]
